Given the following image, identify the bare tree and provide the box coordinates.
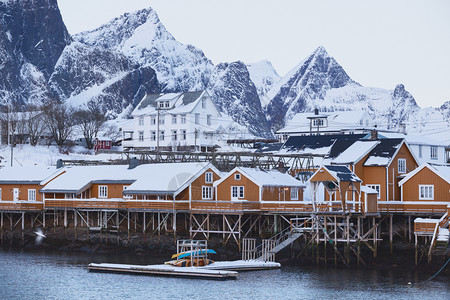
[26,105,46,146]
[73,107,107,149]
[42,100,74,147]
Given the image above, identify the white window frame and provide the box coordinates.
[398,159,406,174]
[181,129,186,140]
[160,131,165,141]
[172,115,177,124]
[158,101,165,108]
[202,186,213,200]
[28,189,36,201]
[151,116,156,125]
[181,115,186,124]
[138,131,144,142]
[172,130,177,141]
[290,188,298,200]
[367,184,381,199]
[207,115,211,126]
[123,186,132,199]
[231,186,244,200]
[138,116,144,126]
[202,98,206,109]
[419,185,434,200]
[159,115,165,125]
[164,101,170,108]
[195,113,200,124]
[234,173,241,180]
[151,131,156,141]
[205,172,213,183]
[430,146,438,160]
[99,185,108,198]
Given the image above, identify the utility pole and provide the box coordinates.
[156,105,160,153]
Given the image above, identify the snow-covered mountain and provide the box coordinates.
[246,60,281,108]
[75,8,213,93]
[0,0,71,105]
[207,61,271,137]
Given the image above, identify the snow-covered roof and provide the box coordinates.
[0,166,61,184]
[312,165,362,183]
[131,91,212,116]
[361,185,378,194]
[332,141,379,164]
[214,167,304,188]
[41,165,136,193]
[380,132,448,147]
[277,110,374,134]
[125,162,220,195]
[398,163,450,186]
[41,162,219,195]
[363,139,405,166]
[279,134,366,155]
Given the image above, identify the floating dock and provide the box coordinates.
[202,260,280,271]
[88,263,238,280]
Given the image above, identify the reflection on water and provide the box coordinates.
[0,249,448,299]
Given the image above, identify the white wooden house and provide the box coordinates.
[122,91,247,151]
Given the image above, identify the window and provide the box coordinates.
[430,146,438,160]
[123,186,132,199]
[159,115,165,125]
[181,115,186,124]
[181,130,186,140]
[418,145,423,158]
[151,116,156,125]
[138,116,144,126]
[138,131,144,142]
[291,188,298,200]
[160,131,165,141]
[172,115,177,124]
[234,173,241,180]
[202,98,206,109]
[195,113,200,124]
[398,159,406,173]
[158,101,165,108]
[151,131,156,141]
[367,184,381,199]
[99,186,108,198]
[28,189,36,201]
[419,185,434,200]
[359,120,363,126]
[231,186,244,199]
[205,172,213,183]
[0,188,2,200]
[207,115,211,126]
[313,119,324,127]
[165,101,170,108]
[202,186,213,200]
[172,130,177,141]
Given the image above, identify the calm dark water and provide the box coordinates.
[0,249,448,299]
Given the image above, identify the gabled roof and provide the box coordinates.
[398,163,450,186]
[310,165,362,183]
[132,91,210,116]
[213,167,305,188]
[124,162,221,195]
[0,166,61,184]
[331,141,380,165]
[280,134,366,155]
[363,138,404,166]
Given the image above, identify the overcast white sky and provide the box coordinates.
[57,0,450,108]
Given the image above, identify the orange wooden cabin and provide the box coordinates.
[213,167,305,213]
[0,166,63,211]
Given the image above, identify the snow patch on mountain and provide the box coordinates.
[246,60,281,107]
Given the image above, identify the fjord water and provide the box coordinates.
[0,249,448,299]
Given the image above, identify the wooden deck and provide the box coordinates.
[0,201,44,210]
[379,201,448,214]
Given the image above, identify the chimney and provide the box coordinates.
[399,123,407,135]
[128,157,139,169]
[314,108,319,115]
[370,130,378,140]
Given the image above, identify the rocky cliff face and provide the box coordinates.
[207,61,271,137]
[0,0,71,105]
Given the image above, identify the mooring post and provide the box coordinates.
[143,212,146,234]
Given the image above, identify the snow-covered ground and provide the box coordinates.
[0,144,123,168]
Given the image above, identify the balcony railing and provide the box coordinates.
[0,201,44,210]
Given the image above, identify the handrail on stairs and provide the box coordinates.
[428,223,440,260]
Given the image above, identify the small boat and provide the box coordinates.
[171,249,216,259]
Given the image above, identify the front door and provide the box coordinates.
[13,188,19,201]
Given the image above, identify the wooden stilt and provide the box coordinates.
[334,216,337,265]
[346,216,350,265]
[43,210,45,228]
[173,212,177,239]
[415,234,418,266]
[21,212,24,244]
[357,217,361,266]
[324,217,327,265]
[373,217,377,258]
[389,215,393,255]
[1,211,3,244]
[74,210,77,240]
[127,211,130,242]
[116,211,120,245]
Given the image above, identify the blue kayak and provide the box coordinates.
[175,249,216,259]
